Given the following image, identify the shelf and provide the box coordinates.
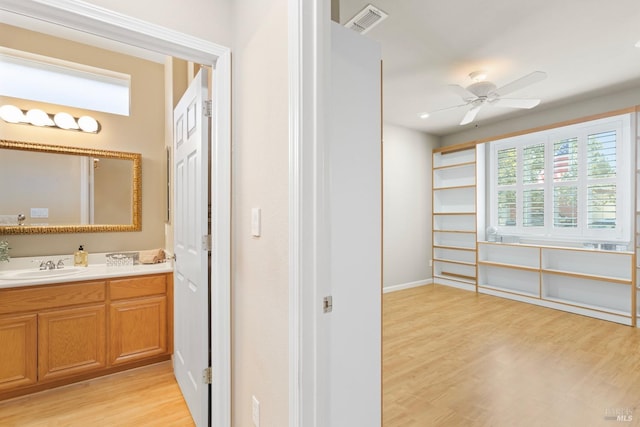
[542,273,631,314]
[478,242,540,269]
[433,148,475,168]
[478,260,539,272]
[433,231,476,249]
[432,145,478,291]
[433,163,475,188]
[478,264,540,297]
[542,296,631,318]
[433,245,476,251]
[433,247,476,264]
[478,284,539,299]
[433,212,477,216]
[433,258,475,267]
[432,160,476,171]
[434,259,476,283]
[541,248,632,281]
[433,184,476,191]
[434,273,475,284]
[433,230,475,234]
[541,268,631,285]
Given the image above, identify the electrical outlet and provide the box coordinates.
[252,395,260,427]
[429,259,433,267]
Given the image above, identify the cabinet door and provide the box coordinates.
[109,296,167,365]
[38,305,106,382]
[0,314,37,391]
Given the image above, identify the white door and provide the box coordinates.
[325,23,382,426]
[173,68,210,427]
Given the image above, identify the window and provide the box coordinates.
[489,114,631,243]
[0,47,130,116]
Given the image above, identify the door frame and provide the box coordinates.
[0,1,231,426]
[288,0,331,425]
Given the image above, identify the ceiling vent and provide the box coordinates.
[344,4,388,34]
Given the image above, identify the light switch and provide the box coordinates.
[30,207,49,218]
[251,208,261,237]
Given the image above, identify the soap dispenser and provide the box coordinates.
[74,245,88,267]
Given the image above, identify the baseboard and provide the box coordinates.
[383,279,433,294]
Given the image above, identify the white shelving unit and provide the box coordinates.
[478,242,634,325]
[432,145,477,291]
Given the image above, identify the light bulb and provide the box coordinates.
[26,109,54,126]
[53,112,79,130]
[0,105,26,123]
[78,115,99,133]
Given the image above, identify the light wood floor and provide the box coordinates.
[383,284,640,426]
[0,361,194,426]
[3,285,640,426]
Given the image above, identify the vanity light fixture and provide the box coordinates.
[0,104,101,133]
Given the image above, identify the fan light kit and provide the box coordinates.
[419,70,547,125]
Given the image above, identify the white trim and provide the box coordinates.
[289,0,331,426]
[0,2,232,426]
[383,279,433,294]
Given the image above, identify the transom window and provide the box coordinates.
[489,114,631,243]
[0,47,130,116]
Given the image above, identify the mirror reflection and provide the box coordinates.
[0,140,141,234]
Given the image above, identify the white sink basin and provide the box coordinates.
[0,267,85,280]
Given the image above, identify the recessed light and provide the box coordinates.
[636,40,640,48]
[419,112,430,119]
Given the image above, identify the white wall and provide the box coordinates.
[441,85,640,147]
[229,1,289,426]
[80,1,290,426]
[383,123,438,290]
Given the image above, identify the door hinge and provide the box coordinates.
[323,296,333,313]
[202,234,212,251]
[203,100,213,117]
[203,367,212,384]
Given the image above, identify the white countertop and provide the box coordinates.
[0,255,173,289]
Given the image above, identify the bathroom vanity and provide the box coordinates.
[0,263,173,400]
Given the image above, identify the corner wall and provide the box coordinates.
[383,123,439,290]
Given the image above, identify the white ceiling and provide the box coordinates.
[340,0,640,136]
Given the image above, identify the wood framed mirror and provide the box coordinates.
[0,139,141,234]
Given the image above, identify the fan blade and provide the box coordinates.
[460,104,482,125]
[494,71,547,97]
[448,84,477,101]
[491,98,541,109]
[419,103,469,118]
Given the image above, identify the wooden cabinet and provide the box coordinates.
[0,272,172,400]
[0,314,37,391]
[38,304,107,382]
[109,275,168,365]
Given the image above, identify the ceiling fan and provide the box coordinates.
[419,70,547,125]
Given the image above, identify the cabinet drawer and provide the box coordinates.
[0,282,106,315]
[109,275,167,300]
